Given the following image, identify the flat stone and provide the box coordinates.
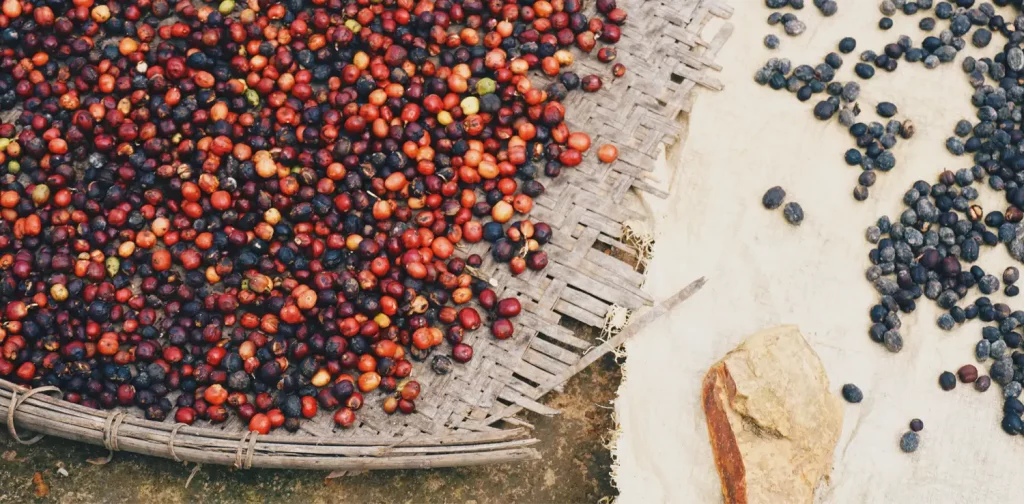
[702,325,843,504]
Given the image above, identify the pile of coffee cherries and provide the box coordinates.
[0,0,626,433]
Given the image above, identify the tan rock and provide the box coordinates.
[701,325,843,504]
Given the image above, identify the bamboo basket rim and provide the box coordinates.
[0,378,542,470]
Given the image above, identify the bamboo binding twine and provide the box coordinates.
[168,423,188,462]
[234,431,259,470]
[101,410,128,463]
[3,380,61,445]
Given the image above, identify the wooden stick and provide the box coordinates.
[473,277,707,426]
[539,276,706,393]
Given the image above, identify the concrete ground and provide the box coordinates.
[0,351,620,503]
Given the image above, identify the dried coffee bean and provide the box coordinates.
[762,186,787,209]
[899,431,920,453]
[841,384,864,403]
[958,364,979,383]
[939,371,957,390]
[783,202,805,225]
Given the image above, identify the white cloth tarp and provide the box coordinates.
[614,5,1024,503]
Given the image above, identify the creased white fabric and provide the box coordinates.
[614,5,1023,503]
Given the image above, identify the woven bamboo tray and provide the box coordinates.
[0,0,733,471]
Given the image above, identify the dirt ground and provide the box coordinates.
[0,348,620,504]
